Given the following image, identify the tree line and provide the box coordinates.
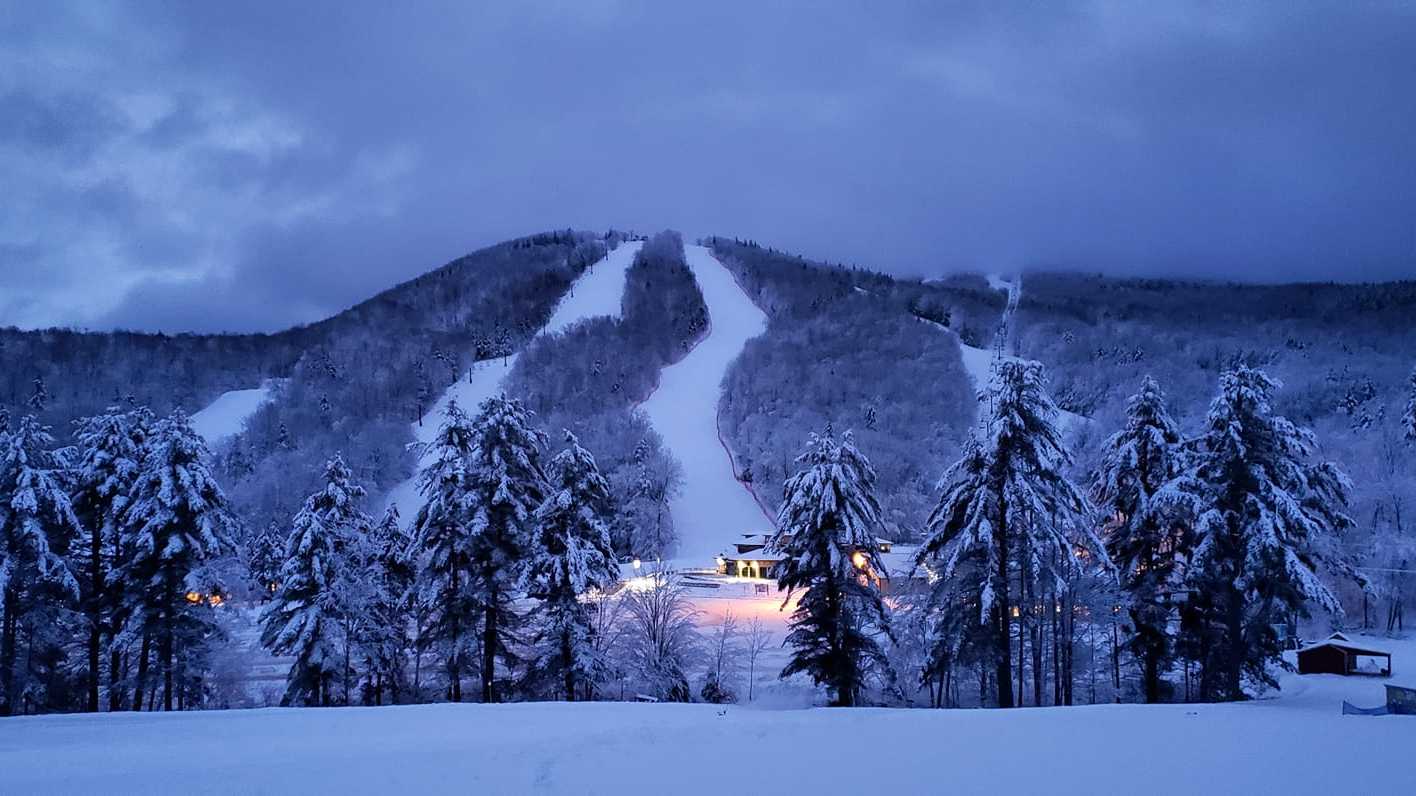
[767,359,1413,707]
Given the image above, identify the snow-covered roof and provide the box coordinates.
[1298,633,1390,656]
[723,550,785,562]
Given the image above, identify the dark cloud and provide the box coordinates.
[3,1,1414,332]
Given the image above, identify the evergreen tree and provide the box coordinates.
[246,520,286,598]
[522,431,618,700]
[462,395,549,703]
[117,410,237,711]
[361,506,414,705]
[68,406,151,712]
[261,455,370,706]
[916,360,1099,709]
[1171,366,1361,700]
[770,430,891,707]
[0,416,81,716]
[1091,376,1185,703]
[410,400,481,702]
[27,377,48,412]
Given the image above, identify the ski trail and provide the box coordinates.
[641,244,773,567]
[191,382,276,445]
[924,273,1088,432]
[383,240,644,519]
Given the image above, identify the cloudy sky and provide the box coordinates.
[3,2,1414,333]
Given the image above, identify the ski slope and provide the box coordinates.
[190,383,275,445]
[383,240,643,520]
[641,244,773,565]
[926,273,1088,433]
[5,636,1413,794]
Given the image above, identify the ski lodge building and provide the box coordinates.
[716,534,920,593]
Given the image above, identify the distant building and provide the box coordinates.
[716,533,918,592]
[1297,633,1392,676]
[716,534,784,579]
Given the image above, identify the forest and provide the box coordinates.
[0,230,1413,716]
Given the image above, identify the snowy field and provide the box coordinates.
[384,240,643,519]
[641,244,773,564]
[190,382,275,445]
[3,635,1413,794]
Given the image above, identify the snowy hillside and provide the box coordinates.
[641,244,773,565]
[4,635,1413,794]
[384,241,643,519]
[922,273,1089,433]
[190,383,275,445]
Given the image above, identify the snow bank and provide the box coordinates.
[641,245,773,566]
[190,383,275,445]
[384,241,643,519]
[6,642,1414,795]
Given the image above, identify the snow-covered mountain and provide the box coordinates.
[6,229,1416,573]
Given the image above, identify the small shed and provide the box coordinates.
[1297,633,1392,676]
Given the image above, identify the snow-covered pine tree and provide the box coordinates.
[260,455,370,706]
[916,359,1099,709]
[0,416,81,716]
[1091,376,1185,703]
[68,406,151,712]
[1172,365,1362,700]
[522,431,618,701]
[117,409,237,711]
[770,430,892,707]
[410,400,480,702]
[361,506,414,705]
[463,394,549,703]
[1404,362,1416,442]
[246,520,286,597]
[27,377,48,412]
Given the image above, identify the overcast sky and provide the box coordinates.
[3,2,1414,333]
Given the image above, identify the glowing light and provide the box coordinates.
[185,591,203,604]
[851,550,868,571]
[632,558,641,571]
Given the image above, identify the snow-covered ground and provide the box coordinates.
[190,383,275,445]
[383,241,643,520]
[640,244,773,566]
[4,633,1412,794]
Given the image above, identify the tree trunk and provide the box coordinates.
[482,586,498,704]
[447,570,461,703]
[0,586,17,717]
[994,489,1014,708]
[562,627,576,702]
[160,620,174,712]
[1110,610,1121,702]
[109,649,126,712]
[1032,607,1043,707]
[133,633,150,711]
[1223,589,1245,701]
[86,525,104,713]
[1143,650,1161,704]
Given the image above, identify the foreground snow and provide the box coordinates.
[190,383,275,445]
[4,640,1413,795]
[641,244,773,564]
[384,241,643,519]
